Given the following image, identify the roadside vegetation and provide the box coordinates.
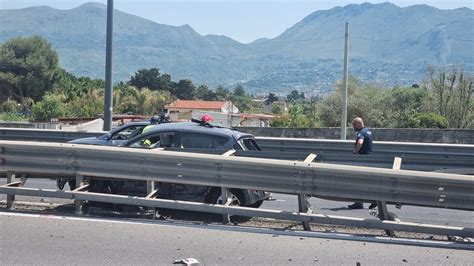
[1,36,472,128]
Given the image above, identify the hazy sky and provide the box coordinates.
[1,0,472,43]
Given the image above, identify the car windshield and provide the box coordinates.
[111,125,146,140]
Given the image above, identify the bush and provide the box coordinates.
[31,94,66,121]
[0,98,19,113]
[400,112,449,128]
[0,113,26,121]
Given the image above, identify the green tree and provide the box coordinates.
[287,90,305,103]
[68,89,104,117]
[271,104,310,127]
[0,36,59,101]
[382,86,435,128]
[172,79,196,100]
[196,85,217,100]
[317,77,361,127]
[53,68,104,101]
[129,68,172,92]
[215,86,230,100]
[425,65,473,128]
[233,84,246,97]
[264,92,279,105]
[229,84,252,112]
[114,87,171,115]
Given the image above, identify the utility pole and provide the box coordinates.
[340,22,349,140]
[103,0,114,131]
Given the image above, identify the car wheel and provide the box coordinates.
[206,189,251,222]
[206,189,246,206]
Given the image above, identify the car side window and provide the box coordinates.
[178,133,228,149]
[241,138,261,151]
[214,136,229,149]
[128,132,176,149]
[111,125,145,140]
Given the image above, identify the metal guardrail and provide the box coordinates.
[256,137,474,172]
[0,128,101,142]
[257,137,474,155]
[1,128,473,173]
[1,141,473,237]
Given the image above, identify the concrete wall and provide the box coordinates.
[237,127,474,144]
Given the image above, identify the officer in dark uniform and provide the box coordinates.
[348,117,374,209]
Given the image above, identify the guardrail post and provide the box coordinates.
[75,175,85,215]
[6,171,15,210]
[377,201,395,237]
[221,187,231,224]
[298,153,317,231]
[298,194,312,231]
[376,157,402,237]
[220,150,236,224]
[146,180,156,214]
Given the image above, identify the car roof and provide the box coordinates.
[138,121,253,139]
[111,121,149,132]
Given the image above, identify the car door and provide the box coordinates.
[126,131,178,149]
[158,132,230,200]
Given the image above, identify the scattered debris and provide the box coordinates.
[19,174,28,186]
[423,235,434,240]
[173,258,200,265]
[356,262,361,266]
[314,258,318,262]
[403,259,408,263]
[447,236,473,243]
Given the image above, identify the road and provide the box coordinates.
[261,194,474,228]
[1,212,472,265]
[2,178,473,228]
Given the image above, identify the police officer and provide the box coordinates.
[348,117,374,209]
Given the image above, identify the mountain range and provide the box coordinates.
[0,2,473,95]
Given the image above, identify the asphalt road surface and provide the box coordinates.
[1,212,472,265]
[261,194,474,228]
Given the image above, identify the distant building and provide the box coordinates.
[165,100,238,121]
[192,110,274,128]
